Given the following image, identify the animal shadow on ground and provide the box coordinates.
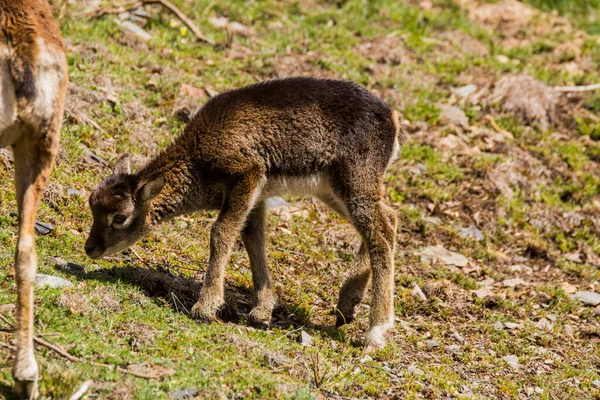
[57,262,346,341]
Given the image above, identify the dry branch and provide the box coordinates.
[88,0,215,45]
[0,312,164,379]
[553,83,600,92]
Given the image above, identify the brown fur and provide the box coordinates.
[86,77,404,349]
[0,1,68,398]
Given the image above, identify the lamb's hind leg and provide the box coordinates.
[241,201,277,327]
[318,194,371,327]
[12,126,59,399]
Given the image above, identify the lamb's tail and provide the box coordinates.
[388,110,405,167]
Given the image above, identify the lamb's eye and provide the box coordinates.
[113,214,127,224]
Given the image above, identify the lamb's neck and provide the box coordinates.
[139,146,197,225]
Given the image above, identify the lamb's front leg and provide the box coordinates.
[192,173,265,321]
[241,202,276,327]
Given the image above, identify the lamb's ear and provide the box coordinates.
[138,177,165,202]
[114,154,132,175]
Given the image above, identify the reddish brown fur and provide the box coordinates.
[0,1,68,398]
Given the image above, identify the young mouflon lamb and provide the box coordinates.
[85,77,404,349]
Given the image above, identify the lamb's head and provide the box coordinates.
[85,154,164,259]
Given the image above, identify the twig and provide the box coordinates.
[554,83,600,92]
[0,340,15,351]
[276,325,305,341]
[88,0,215,45]
[69,380,93,400]
[1,313,162,379]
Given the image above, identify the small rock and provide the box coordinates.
[436,103,469,128]
[298,331,313,346]
[119,20,152,41]
[407,364,424,376]
[503,278,526,288]
[0,304,16,313]
[563,324,574,338]
[34,221,54,235]
[473,287,493,299]
[534,387,543,394]
[564,252,582,263]
[508,264,532,274]
[493,321,504,331]
[572,291,600,306]
[447,344,461,354]
[504,322,522,330]
[459,226,484,241]
[352,367,361,375]
[266,196,291,209]
[419,246,468,267]
[503,355,519,369]
[177,221,189,229]
[49,257,84,274]
[35,274,73,289]
[592,380,600,388]
[360,355,373,364]
[476,278,495,287]
[412,283,428,301]
[425,339,439,349]
[455,84,477,99]
[496,55,510,64]
[422,216,441,224]
[170,389,199,399]
[535,318,552,332]
[67,188,81,198]
[559,282,577,294]
[452,331,465,344]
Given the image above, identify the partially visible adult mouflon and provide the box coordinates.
[0,0,69,398]
[86,77,404,349]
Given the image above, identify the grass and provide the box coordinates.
[1,0,600,398]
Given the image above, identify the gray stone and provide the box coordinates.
[437,103,469,128]
[493,321,504,331]
[503,355,519,369]
[459,226,484,241]
[425,339,439,349]
[419,246,468,267]
[170,389,199,399]
[572,291,600,306]
[503,278,527,288]
[422,216,441,225]
[34,221,54,235]
[592,380,600,388]
[407,364,424,376]
[447,344,462,354]
[67,188,81,197]
[535,318,552,332]
[35,274,73,289]
[119,20,152,41]
[455,84,477,99]
[265,196,291,209]
[452,331,465,344]
[504,322,522,330]
[298,331,313,346]
[473,287,493,299]
[49,257,84,274]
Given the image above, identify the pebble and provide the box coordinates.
[419,246,468,267]
[572,291,600,306]
[119,20,152,41]
[436,104,469,128]
[360,355,373,364]
[49,257,85,274]
[459,226,484,241]
[493,321,504,331]
[298,331,313,346]
[35,274,74,289]
[473,287,493,299]
[502,355,519,369]
[496,54,510,63]
[412,283,427,301]
[452,331,465,344]
[170,389,199,399]
[535,318,553,332]
[422,216,441,224]
[504,322,522,330]
[592,380,600,388]
[407,364,424,376]
[447,344,461,354]
[559,282,577,294]
[425,339,439,349]
[455,84,477,99]
[67,188,81,198]
[563,324,574,338]
[476,278,495,287]
[34,221,54,235]
[503,278,527,288]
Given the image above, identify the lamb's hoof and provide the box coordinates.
[13,379,38,400]
[191,301,219,323]
[248,307,272,329]
[334,309,354,327]
[364,323,392,351]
